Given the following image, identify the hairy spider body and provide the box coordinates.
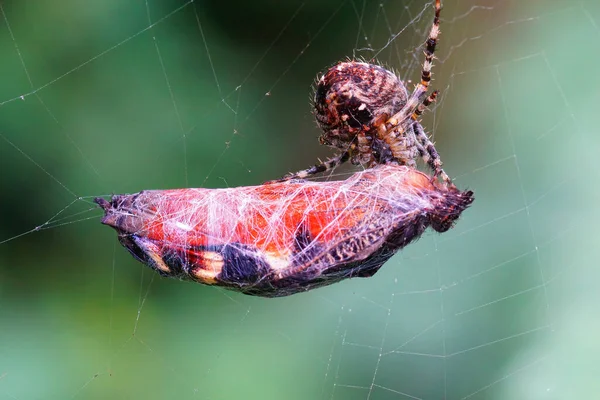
[282,0,451,186]
[313,61,409,167]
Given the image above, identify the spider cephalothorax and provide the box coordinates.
[282,0,451,187]
[313,61,408,166]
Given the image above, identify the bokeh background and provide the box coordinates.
[1,0,599,399]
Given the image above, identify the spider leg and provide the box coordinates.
[411,89,450,184]
[377,89,443,171]
[413,90,439,119]
[376,122,418,169]
[386,0,441,127]
[420,0,441,92]
[356,131,377,167]
[276,151,350,181]
[387,90,438,142]
[412,121,452,186]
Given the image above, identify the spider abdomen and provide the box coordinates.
[313,61,408,154]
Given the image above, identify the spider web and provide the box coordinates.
[1,0,598,399]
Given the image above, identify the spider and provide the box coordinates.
[280,0,451,186]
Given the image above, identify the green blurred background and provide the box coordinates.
[1,0,599,399]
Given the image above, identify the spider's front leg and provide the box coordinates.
[375,118,419,169]
[387,0,441,128]
[413,122,451,186]
[410,89,451,185]
[274,151,351,182]
[414,90,438,119]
